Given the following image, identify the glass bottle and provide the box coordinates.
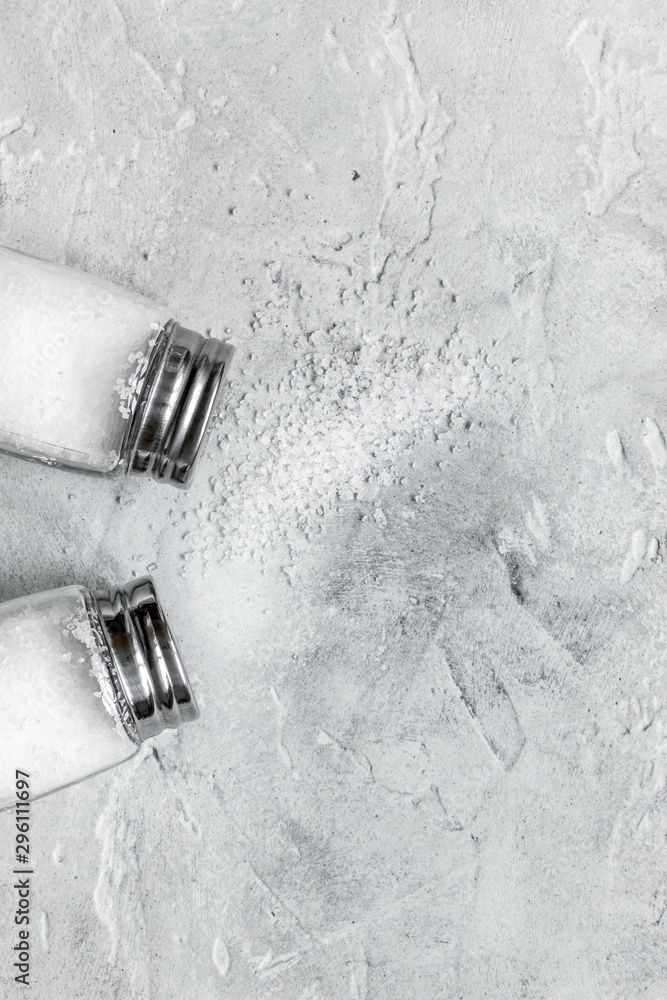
[0,576,199,809]
[0,245,234,487]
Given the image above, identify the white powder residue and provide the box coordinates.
[62,610,132,742]
[114,324,162,421]
[188,318,503,560]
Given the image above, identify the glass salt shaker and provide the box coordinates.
[0,576,199,810]
[0,245,234,487]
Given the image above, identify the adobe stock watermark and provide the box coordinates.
[12,771,31,986]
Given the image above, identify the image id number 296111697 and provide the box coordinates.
[13,770,31,986]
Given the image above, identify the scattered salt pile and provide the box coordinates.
[182,281,508,562]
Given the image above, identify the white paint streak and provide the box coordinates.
[212,935,231,977]
[606,429,626,471]
[642,417,667,471]
[621,528,649,583]
[372,12,451,280]
[174,108,196,132]
[93,755,150,996]
[250,949,301,979]
[40,911,50,953]
[526,495,551,549]
[0,117,22,140]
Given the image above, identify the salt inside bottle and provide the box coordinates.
[0,245,234,487]
[0,576,199,809]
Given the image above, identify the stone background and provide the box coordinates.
[1,0,667,997]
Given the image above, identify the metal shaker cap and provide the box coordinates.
[125,320,234,488]
[94,576,200,740]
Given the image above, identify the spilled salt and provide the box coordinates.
[184,317,500,560]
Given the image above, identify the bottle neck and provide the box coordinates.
[93,577,200,740]
[123,320,234,489]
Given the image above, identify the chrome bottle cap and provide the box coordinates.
[94,576,200,740]
[125,320,234,488]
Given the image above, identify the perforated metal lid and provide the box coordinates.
[94,576,199,739]
[125,321,234,488]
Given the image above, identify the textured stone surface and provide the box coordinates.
[1,0,667,996]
